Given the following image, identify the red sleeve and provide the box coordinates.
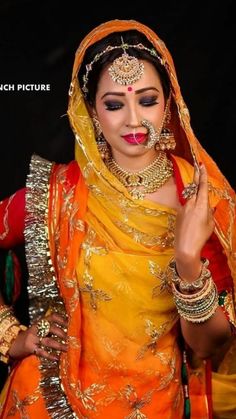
[201,233,233,292]
[0,161,79,250]
[0,188,26,248]
[65,160,81,186]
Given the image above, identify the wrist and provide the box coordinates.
[0,304,27,364]
[175,254,202,282]
[168,258,218,323]
[169,257,211,293]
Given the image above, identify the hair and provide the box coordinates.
[78,30,170,106]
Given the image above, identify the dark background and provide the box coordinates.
[0,0,235,387]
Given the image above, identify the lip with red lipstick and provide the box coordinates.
[121,133,147,144]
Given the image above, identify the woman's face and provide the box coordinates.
[93,59,166,164]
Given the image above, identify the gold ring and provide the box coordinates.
[182,182,198,200]
[38,336,44,345]
[36,318,51,338]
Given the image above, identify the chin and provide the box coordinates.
[112,144,149,157]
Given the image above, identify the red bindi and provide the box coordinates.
[127,86,133,92]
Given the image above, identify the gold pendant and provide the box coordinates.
[130,188,145,200]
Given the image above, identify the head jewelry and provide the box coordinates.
[82,38,162,96]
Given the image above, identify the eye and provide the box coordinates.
[140,96,159,107]
[104,101,123,111]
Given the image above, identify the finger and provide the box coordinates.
[41,336,68,352]
[208,206,216,225]
[196,163,209,203]
[193,162,200,185]
[47,324,67,340]
[30,322,53,340]
[47,313,68,328]
[182,163,200,202]
[35,345,60,361]
[28,325,46,342]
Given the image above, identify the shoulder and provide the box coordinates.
[53,160,81,187]
[28,154,81,194]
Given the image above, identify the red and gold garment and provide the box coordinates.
[1,19,236,419]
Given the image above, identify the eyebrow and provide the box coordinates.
[101,86,159,99]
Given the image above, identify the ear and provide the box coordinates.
[86,102,96,119]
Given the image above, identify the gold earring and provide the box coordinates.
[156,127,176,151]
[92,116,102,137]
[92,116,110,160]
[156,98,176,151]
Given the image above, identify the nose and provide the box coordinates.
[125,104,142,128]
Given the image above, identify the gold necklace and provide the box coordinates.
[106,151,173,199]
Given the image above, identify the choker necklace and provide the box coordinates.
[106,151,173,200]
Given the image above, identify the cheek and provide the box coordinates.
[98,110,122,132]
[150,102,165,124]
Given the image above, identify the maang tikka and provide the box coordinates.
[108,37,144,85]
[92,116,110,160]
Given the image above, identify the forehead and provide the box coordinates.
[97,60,162,94]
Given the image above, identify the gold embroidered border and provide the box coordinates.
[24,154,77,419]
[0,193,15,241]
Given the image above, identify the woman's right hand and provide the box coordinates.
[8,312,68,362]
[174,163,215,280]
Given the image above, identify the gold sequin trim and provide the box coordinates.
[25,154,78,418]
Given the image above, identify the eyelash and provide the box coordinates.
[104,98,159,111]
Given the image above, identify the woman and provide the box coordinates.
[0,19,236,419]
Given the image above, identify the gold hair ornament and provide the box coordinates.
[108,38,144,85]
[82,39,162,96]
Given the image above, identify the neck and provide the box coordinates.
[111,149,159,171]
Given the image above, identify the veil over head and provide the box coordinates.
[67,19,236,289]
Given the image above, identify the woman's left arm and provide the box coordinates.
[174,163,233,359]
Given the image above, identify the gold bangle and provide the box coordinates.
[0,316,20,343]
[172,275,219,323]
[0,305,12,322]
[0,324,27,364]
[168,258,211,293]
